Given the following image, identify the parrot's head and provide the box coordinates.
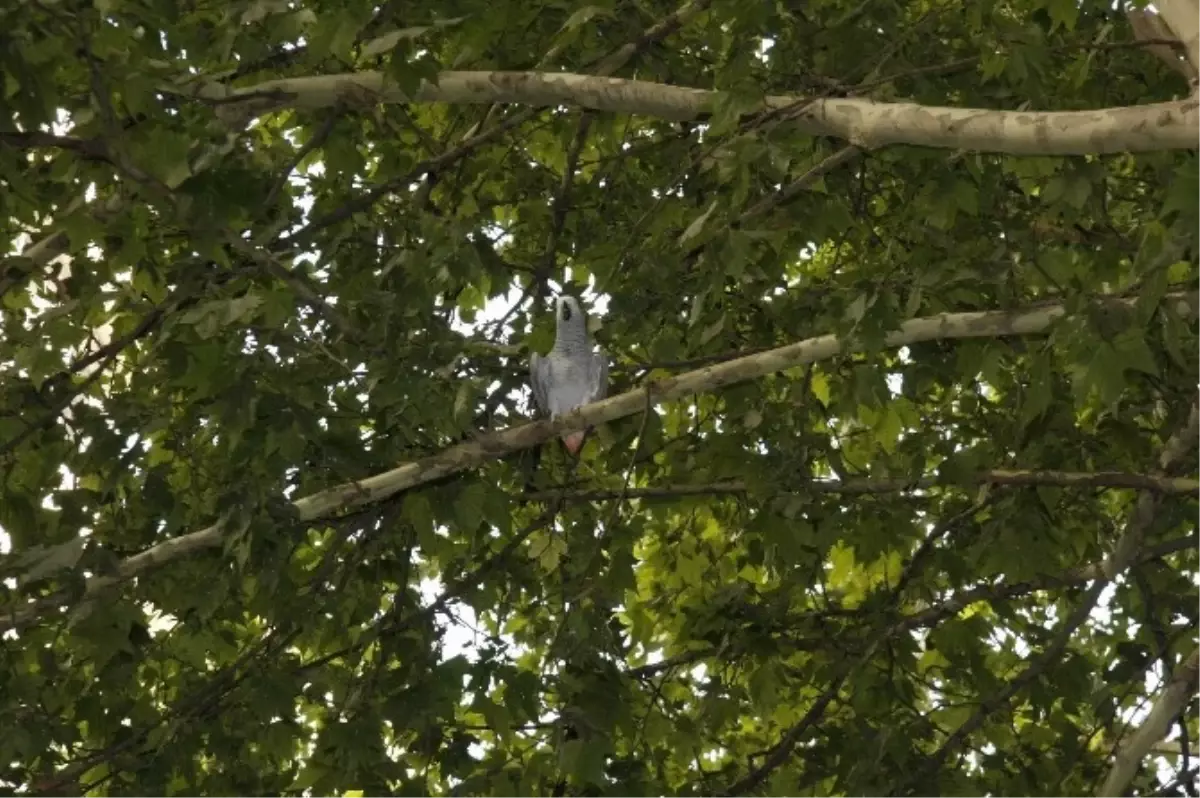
[555,295,583,326]
[551,295,591,351]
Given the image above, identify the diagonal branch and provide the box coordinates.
[726,476,994,792]
[280,105,535,248]
[712,531,1196,795]
[1098,646,1200,795]
[262,111,340,209]
[2,292,1195,632]
[901,582,1113,794]
[1099,396,1200,792]
[897,395,1200,794]
[721,626,891,795]
[589,0,712,76]
[0,300,176,456]
[295,509,554,674]
[736,146,863,225]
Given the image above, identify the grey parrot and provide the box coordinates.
[529,295,609,455]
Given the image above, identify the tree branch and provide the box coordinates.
[520,470,1200,503]
[589,0,711,76]
[1151,0,1200,81]
[2,292,1195,632]
[1102,398,1200,580]
[278,105,535,249]
[899,583,1110,793]
[630,535,1196,681]
[187,70,1199,155]
[285,0,710,249]
[1090,403,1200,797]
[18,129,243,272]
[1099,648,1200,797]
[1126,8,1198,81]
[0,131,112,161]
[898,396,1200,793]
[736,146,862,225]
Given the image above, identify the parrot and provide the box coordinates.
[529,295,609,456]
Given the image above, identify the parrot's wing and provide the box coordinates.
[586,350,609,404]
[529,351,552,416]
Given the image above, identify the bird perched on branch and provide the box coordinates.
[529,295,609,455]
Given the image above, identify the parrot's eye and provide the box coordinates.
[560,302,572,322]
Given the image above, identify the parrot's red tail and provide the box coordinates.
[562,431,586,456]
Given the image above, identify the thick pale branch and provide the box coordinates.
[1127,7,1198,80]
[2,292,1195,632]
[192,71,1200,154]
[1154,0,1200,80]
[283,0,705,247]
[1099,729,1200,758]
[290,293,1198,520]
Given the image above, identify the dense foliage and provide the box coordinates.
[0,0,1197,795]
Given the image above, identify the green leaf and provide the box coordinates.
[1111,325,1158,377]
[1161,156,1199,221]
[452,480,487,532]
[679,200,718,245]
[11,536,87,585]
[361,23,460,59]
[558,737,606,785]
[1044,0,1080,31]
[748,662,780,712]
